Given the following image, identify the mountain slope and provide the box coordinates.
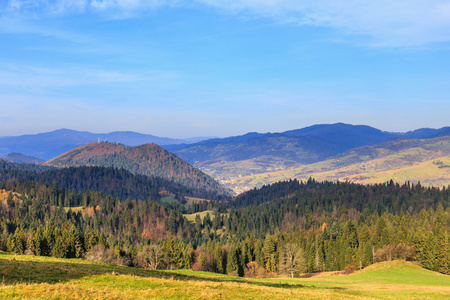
[0,164,221,202]
[45,142,231,196]
[1,152,45,164]
[228,135,450,193]
[0,129,207,161]
[165,123,398,166]
[165,123,450,182]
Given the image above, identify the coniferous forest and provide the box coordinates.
[1,162,449,278]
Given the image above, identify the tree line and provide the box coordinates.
[0,175,449,277]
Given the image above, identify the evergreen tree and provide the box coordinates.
[226,245,240,276]
[436,229,450,274]
[213,243,224,274]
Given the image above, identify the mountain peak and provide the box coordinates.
[46,142,231,196]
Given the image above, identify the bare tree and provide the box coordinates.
[147,244,166,270]
[278,242,306,278]
[136,244,166,270]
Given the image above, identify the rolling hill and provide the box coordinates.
[228,135,450,193]
[1,254,449,300]
[45,142,232,196]
[165,123,450,187]
[0,152,45,164]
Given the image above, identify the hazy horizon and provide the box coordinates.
[1,122,449,140]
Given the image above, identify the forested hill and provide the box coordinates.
[45,142,232,197]
[0,153,45,164]
[0,162,227,202]
[231,178,450,214]
[0,158,54,172]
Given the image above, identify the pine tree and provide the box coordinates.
[8,227,25,254]
[263,235,276,272]
[421,233,437,271]
[27,229,36,255]
[183,243,194,269]
[226,245,240,276]
[52,235,67,258]
[436,229,450,274]
[213,243,224,274]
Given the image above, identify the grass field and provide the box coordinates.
[1,252,449,299]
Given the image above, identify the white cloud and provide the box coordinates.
[196,0,450,46]
[2,0,450,46]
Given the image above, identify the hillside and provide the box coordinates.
[225,135,450,193]
[165,123,450,184]
[1,171,450,288]
[0,152,45,164]
[0,165,222,202]
[45,142,231,196]
[1,254,449,299]
[166,123,398,165]
[0,129,209,161]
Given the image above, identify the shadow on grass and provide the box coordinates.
[0,255,345,292]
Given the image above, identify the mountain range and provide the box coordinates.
[0,129,212,161]
[228,134,450,193]
[164,123,450,182]
[1,123,449,194]
[166,123,450,165]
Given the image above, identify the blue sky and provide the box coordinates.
[1,0,450,138]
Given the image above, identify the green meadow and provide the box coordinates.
[1,253,449,299]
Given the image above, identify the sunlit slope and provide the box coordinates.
[229,144,450,193]
[1,253,449,299]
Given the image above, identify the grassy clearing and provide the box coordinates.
[64,206,83,213]
[183,210,215,223]
[185,197,211,206]
[159,197,179,205]
[1,253,449,299]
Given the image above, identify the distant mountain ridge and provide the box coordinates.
[165,123,450,167]
[0,129,212,161]
[0,153,45,164]
[45,142,232,197]
[161,123,450,190]
[228,134,450,193]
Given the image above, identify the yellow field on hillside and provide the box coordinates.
[230,155,450,193]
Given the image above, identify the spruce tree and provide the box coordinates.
[213,243,224,274]
[226,245,239,276]
[436,229,450,274]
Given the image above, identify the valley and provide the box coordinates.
[3,2,450,298]
[0,124,449,299]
